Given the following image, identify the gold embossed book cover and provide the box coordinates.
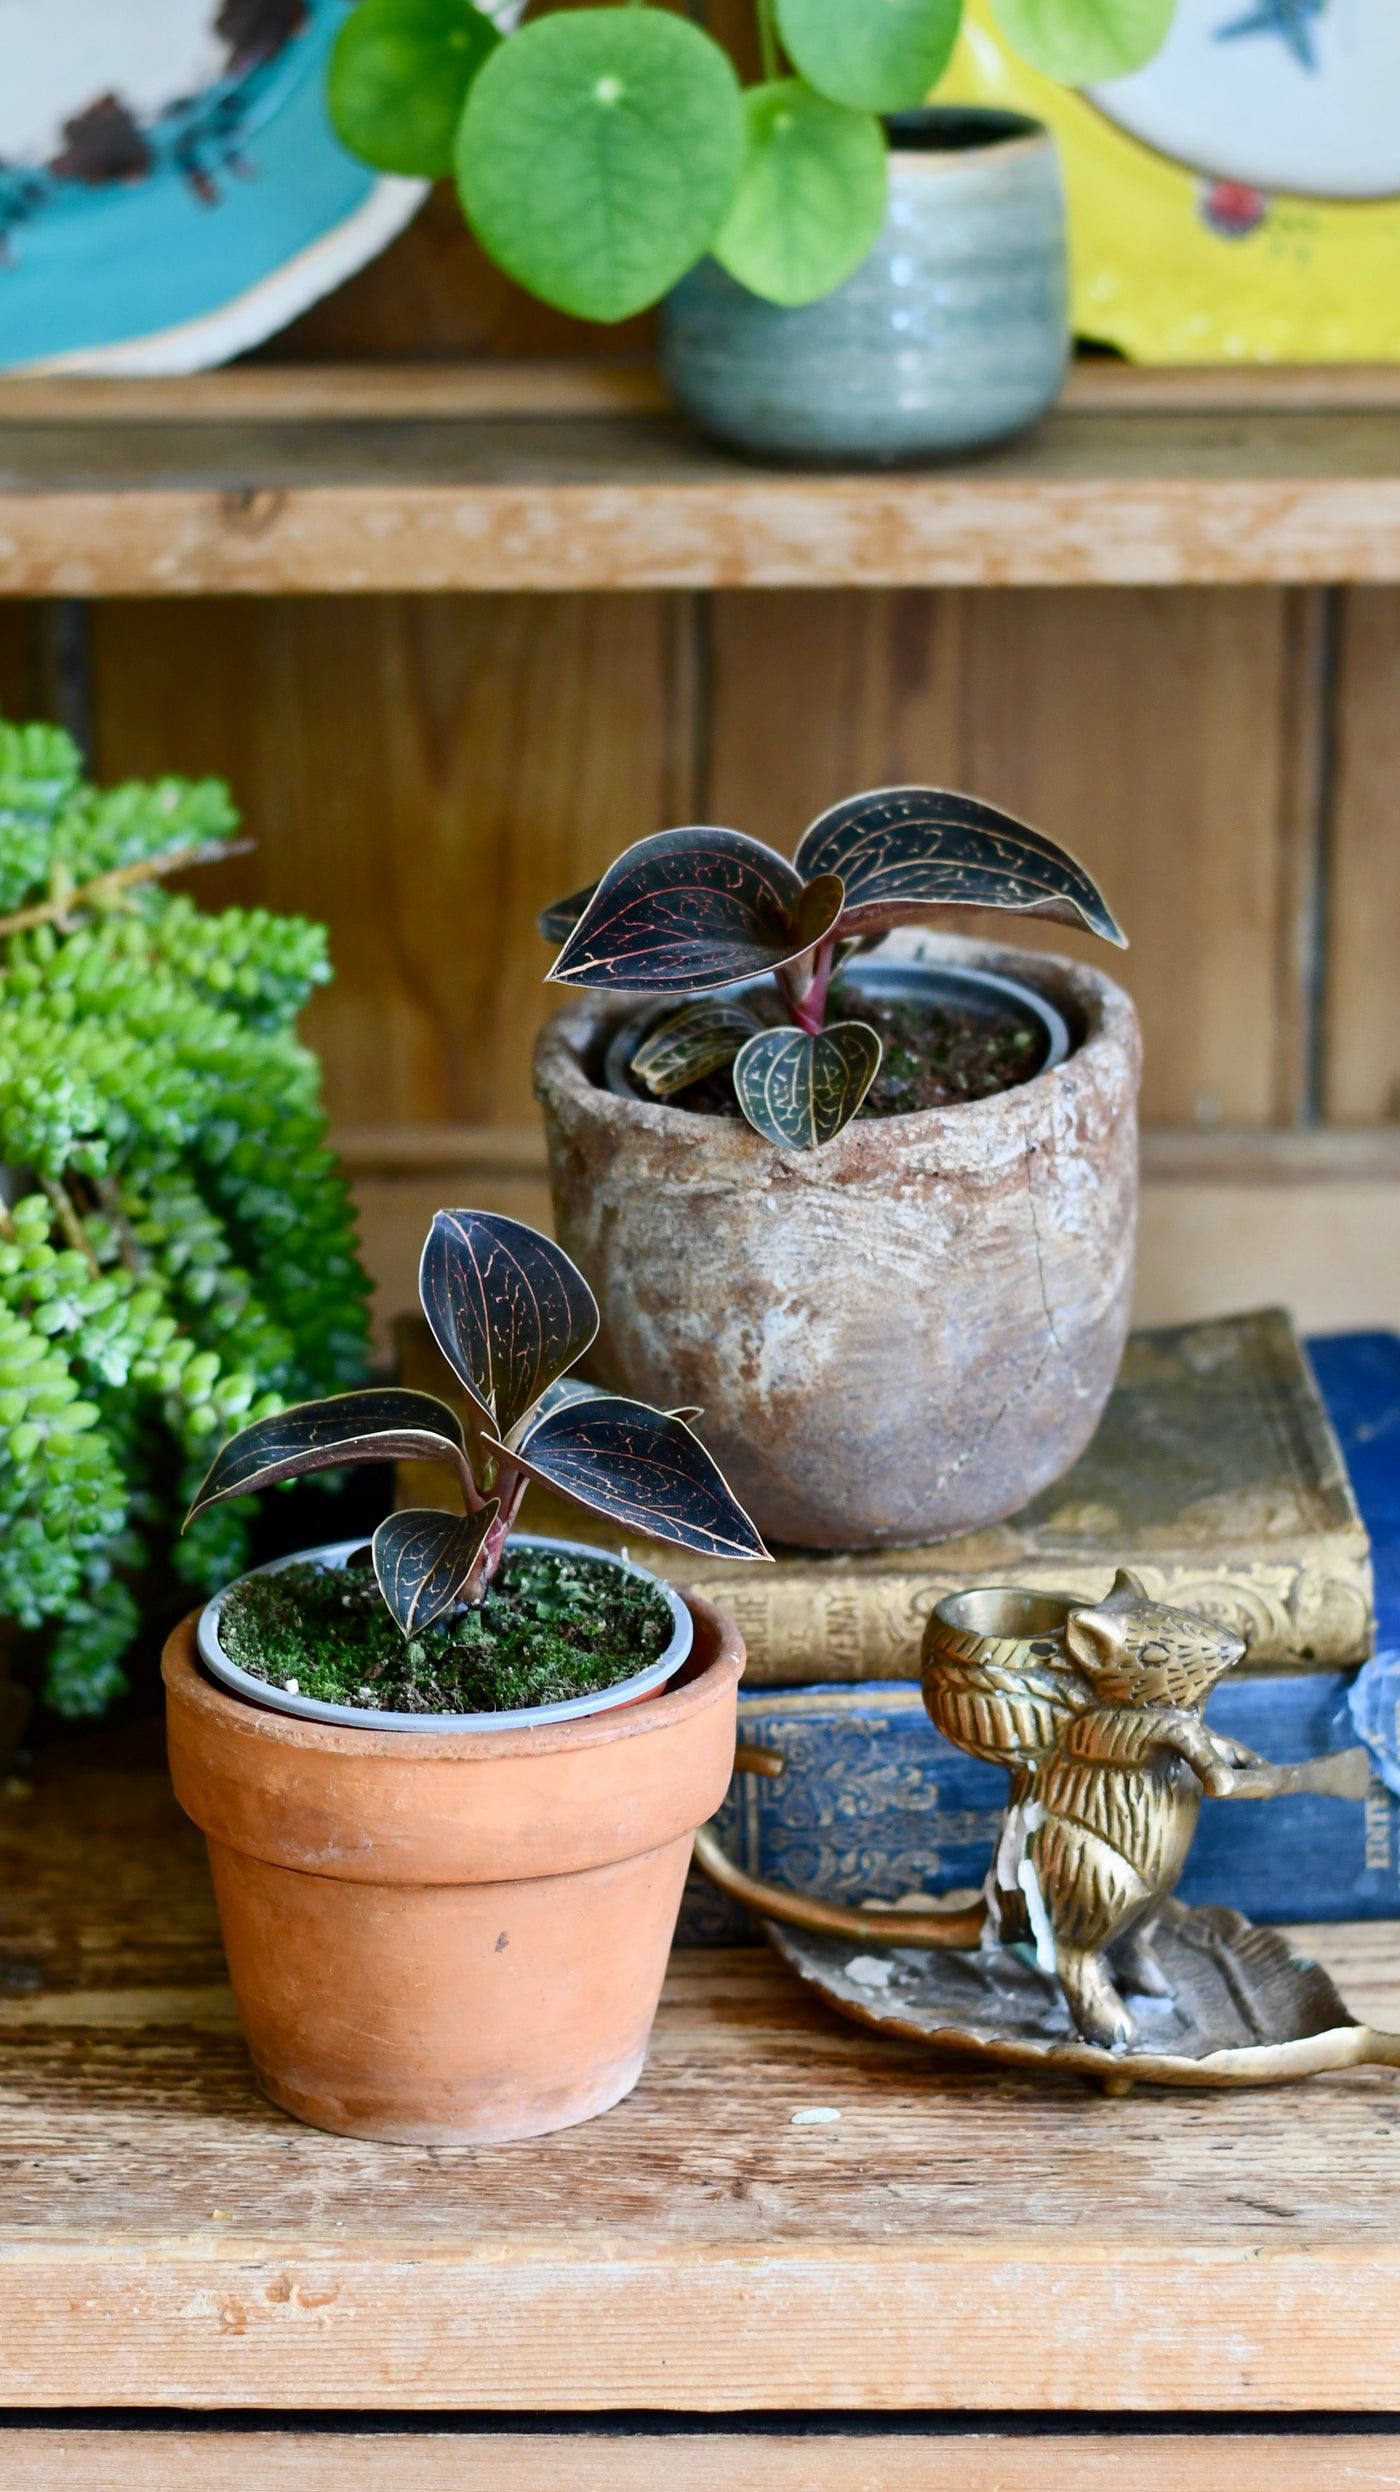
[397,1307,1372,1681]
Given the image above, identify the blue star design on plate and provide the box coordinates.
[1215,0,1326,70]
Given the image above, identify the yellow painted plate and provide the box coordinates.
[943,0,1400,362]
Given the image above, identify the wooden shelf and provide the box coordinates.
[3,1747,1400,2416]
[4,361,1400,595]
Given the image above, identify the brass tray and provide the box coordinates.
[765,1899,1400,2093]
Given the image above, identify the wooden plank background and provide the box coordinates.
[4,193,1399,1337]
[3,2433,1400,2492]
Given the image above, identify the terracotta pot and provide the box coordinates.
[534,933,1141,1550]
[163,1589,743,2144]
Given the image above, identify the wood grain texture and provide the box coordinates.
[2,1761,1400,2412]
[0,602,38,720]
[252,185,659,366]
[89,594,697,1133]
[706,588,1316,1125]
[10,361,1400,425]
[3,2432,1400,2491]
[1325,589,1400,1125]
[7,412,1400,594]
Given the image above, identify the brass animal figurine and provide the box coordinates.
[694,1570,1376,2071]
[926,1571,1258,2046]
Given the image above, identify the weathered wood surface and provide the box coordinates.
[4,2430,1400,2491]
[90,578,1312,1133]
[1,1759,1400,2411]
[7,408,1400,593]
[1326,588,1400,1127]
[8,360,1400,424]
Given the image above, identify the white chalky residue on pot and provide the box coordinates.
[536,939,1141,1550]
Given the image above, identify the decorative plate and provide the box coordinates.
[0,1,426,375]
[943,0,1400,361]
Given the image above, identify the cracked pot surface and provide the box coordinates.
[534,936,1140,1550]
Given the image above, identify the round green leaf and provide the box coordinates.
[456,9,745,324]
[328,0,501,177]
[989,0,1174,83]
[776,0,962,113]
[712,81,886,310]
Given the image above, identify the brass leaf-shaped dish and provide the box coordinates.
[767,1901,1400,2091]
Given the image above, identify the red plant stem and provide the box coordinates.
[782,936,837,1036]
[473,1464,531,1594]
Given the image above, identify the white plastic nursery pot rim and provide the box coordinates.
[196,1532,693,1735]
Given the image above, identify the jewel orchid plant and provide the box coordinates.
[328,0,1176,322]
[541,784,1125,1150]
[188,1208,768,1638]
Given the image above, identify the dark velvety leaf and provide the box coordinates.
[497,1396,769,1561]
[732,1019,881,1150]
[419,1208,598,1439]
[793,785,1127,946]
[537,879,600,945]
[186,1389,469,1524]
[547,826,841,993]
[630,998,761,1098]
[371,1502,500,1637]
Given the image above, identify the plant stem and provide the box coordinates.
[755,0,779,82]
[0,839,252,942]
[779,936,836,1037]
[43,1177,101,1280]
[472,1467,531,1598]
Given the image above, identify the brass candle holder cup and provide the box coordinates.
[695,1571,1400,2090]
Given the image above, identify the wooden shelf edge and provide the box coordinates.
[0,2429,1393,2491]
[332,1122,1400,1184]
[1,359,1399,425]
[5,476,1400,594]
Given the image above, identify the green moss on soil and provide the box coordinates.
[218,1545,674,1715]
[658,990,1043,1119]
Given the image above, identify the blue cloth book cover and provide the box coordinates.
[678,1329,1400,1942]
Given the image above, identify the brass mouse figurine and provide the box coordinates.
[693,1567,1378,2074]
[927,1570,1260,2046]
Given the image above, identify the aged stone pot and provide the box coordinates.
[660,106,1068,466]
[534,935,1140,1550]
[164,1589,743,2144]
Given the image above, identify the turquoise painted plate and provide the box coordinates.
[0,2,426,375]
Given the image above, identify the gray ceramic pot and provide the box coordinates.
[534,935,1140,1552]
[661,107,1069,466]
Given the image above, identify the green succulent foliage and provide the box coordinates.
[776,0,962,113]
[989,0,1174,81]
[0,720,370,1719]
[456,9,745,324]
[328,0,501,178]
[713,81,887,308]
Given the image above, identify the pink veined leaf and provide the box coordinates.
[487,1395,770,1562]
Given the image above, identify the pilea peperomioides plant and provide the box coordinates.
[188,1207,767,1638]
[542,785,1125,1150]
[328,0,1175,323]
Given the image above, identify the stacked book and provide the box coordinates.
[397,1307,1400,1935]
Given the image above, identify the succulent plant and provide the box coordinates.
[189,1206,768,1636]
[0,716,370,1718]
[541,784,1125,1149]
